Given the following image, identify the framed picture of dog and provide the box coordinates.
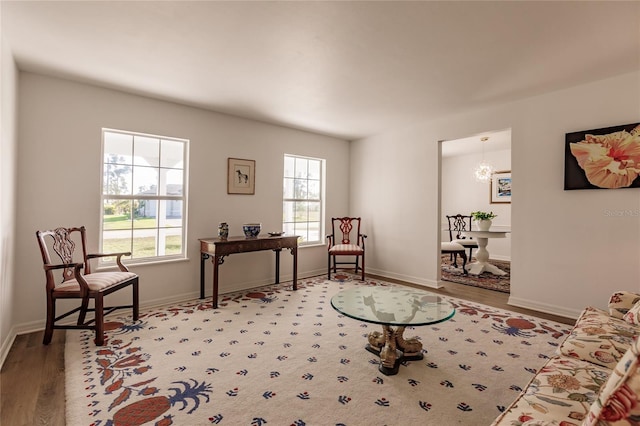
[227,158,255,194]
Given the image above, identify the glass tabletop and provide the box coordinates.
[330,286,455,326]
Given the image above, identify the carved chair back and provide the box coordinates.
[446,214,473,241]
[36,226,92,290]
[331,217,362,245]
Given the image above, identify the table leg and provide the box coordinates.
[466,237,507,276]
[274,248,281,284]
[212,255,221,309]
[200,253,209,299]
[379,325,399,373]
[396,326,423,358]
[366,325,423,375]
[291,246,298,290]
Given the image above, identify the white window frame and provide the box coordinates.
[100,128,189,265]
[283,154,325,246]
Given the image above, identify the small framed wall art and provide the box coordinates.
[227,158,255,195]
[490,170,511,204]
[564,122,640,190]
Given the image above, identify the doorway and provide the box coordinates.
[439,129,512,293]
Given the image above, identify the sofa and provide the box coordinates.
[492,291,640,426]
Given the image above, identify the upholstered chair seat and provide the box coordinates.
[55,271,138,292]
[440,242,468,274]
[329,244,364,256]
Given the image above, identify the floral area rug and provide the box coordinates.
[441,254,511,293]
[65,274,569,426]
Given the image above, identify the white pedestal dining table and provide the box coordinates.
[460,230,510,276]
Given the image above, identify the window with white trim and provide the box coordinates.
[283,154,324,245]
[100,129,188,264]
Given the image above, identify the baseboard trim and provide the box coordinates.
[507,295,581,321]
[366,268,440,288]
[0,327,17,370]
[490,255,511,261]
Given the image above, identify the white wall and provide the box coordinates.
[0,34,18,365]
[441,147,511,260]
[13,73,350,334]
[351,71,640,319]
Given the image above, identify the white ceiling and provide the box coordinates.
[2,1,639,141]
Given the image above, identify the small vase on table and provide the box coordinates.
[218,222,229,240]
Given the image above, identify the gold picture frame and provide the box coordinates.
[227,158,255,195]
[490,170,511,204]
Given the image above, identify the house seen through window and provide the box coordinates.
[101,129,188,264]
[283,154,324,245]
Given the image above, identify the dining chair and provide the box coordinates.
[327,217,367,281]
[36,226,139,346]
[446,214,478,262]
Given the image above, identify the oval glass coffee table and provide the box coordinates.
[331,286,455,375]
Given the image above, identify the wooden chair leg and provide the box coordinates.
[94,294,105,346]
[361,255,365,281]
[132,281,139,321]
[460,251,468,275]
[78,297,89,325]
[452,253,459,268]
[43,297,55,345]
[328,255,332,279]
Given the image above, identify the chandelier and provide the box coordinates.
[473,137,494,183]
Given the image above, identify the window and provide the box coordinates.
[283,154,324,245]
[100,129,188,264]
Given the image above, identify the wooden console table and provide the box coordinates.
[199,235,298,308]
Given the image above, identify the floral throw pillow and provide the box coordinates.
[583,337,640,425]
[624,301,640,326]
[608,291,640,319]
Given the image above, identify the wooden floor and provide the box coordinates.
[1,330,65,426]
[0,276,574,426]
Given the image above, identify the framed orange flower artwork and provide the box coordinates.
[564,122,640,190]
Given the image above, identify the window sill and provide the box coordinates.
[299,242,325,249]
[97,257,189,271]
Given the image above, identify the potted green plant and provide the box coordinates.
[470,211,497,231]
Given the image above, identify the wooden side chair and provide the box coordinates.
[446,214,478,262]
[327,217,367,281]
[36,226,139,346]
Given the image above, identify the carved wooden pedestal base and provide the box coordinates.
[366,325,423,375]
